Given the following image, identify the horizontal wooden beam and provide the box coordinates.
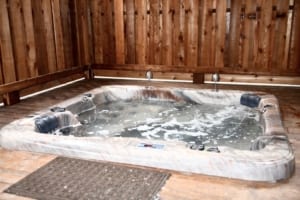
[92,64,300,76]
[93,69,193,80]
[205,73,300,85]
[0,66,87,95]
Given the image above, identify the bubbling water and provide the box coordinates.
[82,99,263,150]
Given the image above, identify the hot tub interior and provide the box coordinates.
[79,99,262,150]
[0,85,295,182]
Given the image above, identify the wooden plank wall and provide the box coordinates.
[0,0,89,86]
[90,0,300,75]
[1,0,300,91]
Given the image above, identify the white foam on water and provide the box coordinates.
[82,99,263,150]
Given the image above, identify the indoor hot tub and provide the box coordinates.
[0,85,295,182]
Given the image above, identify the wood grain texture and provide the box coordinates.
[102,0,115,64]
[161,0,172,65]
[76,0,92,65]
[0,0,17,83]
[1,0,300,97]
[199,0,216,66]
[227,0,243,68]
[185,0,199,66]
[241,0,257,69]
[289,0,300,71]
[148,0,162,65]
[60,0,75,68]
[22,0,38,77]
[272,0,290,71]
[90,0,103,64]
[0,46,3,85]
[124,0,136,64]
[172,0,185,66]
[256,0,273,71]
[214,0,227,68]
[51,0,65,70]
[114,0,125,64]
[8,0,29,80]
[135,0,147,64]
[41,0,57,73]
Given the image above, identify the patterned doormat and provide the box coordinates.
[5,157,170,200]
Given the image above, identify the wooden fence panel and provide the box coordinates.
[161,0,172,65]
[102,0,115,64]
[199,0,216,66]
[60,0,76,68]
[8,0,29,80]
[172,0,185,66]
[256,0,274,71]
[124,0,136,64]
[0,0,17,83]
[289,0,300,71]
[214,0,227,68]
[1,0,300,93]
[90,0,104,64]
[22,0,38,77]
[114,0,125,64]
[0,47,3,84]
[227,0,242,68]
[241,0,257,70]
[135,0,147,64]
[272,0,290,71]
[148,0,162,65]
[41,0,57,73]
[76,0,92,65]
[185,0,199,66]
[32,0,55,75]
[52,0,66,70]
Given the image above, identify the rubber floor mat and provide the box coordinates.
[5,157,170,200]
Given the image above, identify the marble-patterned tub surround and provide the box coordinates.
[0,85,295,182]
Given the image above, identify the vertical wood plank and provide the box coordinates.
[51,0,66,70]
[102,0,115,64]
[256,0,273,70]
[0,0,17,83]
[289,0,300,71]
[199,0,216,66]
[241,0,257,69]
[76,0,91,65]
[41,0,57,73]
[90,0,103,64]
[135,0,147,64]
[197,0,203,66]
[60,0,75,67]
[148,0,162,65]
[101,0,110,64]
[124,0,136,64]
[114,0,125,64]
[32,0,49,75]
[8,0,29,80]
[22,0,38,77]
[0,47,3,84]
[266,0,277,71]
[172,0,185,66]
[214,0,227,68]
[185,0,199,66]
[283,0,293,70]
[227,0,243,68]
[69,0,81,66]
[272,0,290,71]
[162,0,172,65]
